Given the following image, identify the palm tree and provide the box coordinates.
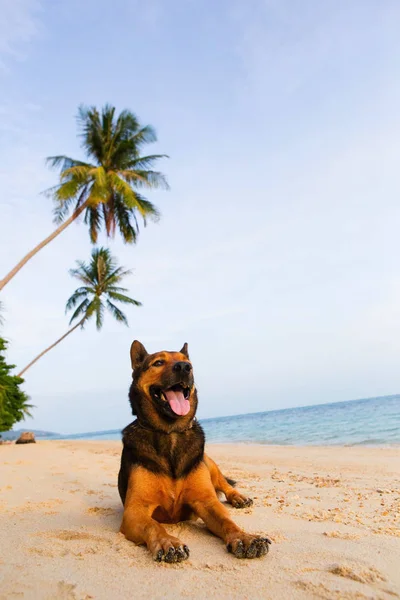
[17,248,141,377]
[0,105,168,292]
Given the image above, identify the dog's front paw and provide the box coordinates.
[229,492,253,509]
[226,533,271,559]
[151,537,190,563]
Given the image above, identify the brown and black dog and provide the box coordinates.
[118,341,271,563]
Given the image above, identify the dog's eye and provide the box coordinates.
[153,360,165,367]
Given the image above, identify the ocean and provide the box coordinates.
[56,395,400,446]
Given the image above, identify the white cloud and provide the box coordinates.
[232,0,400,107]
[0,0,42,68]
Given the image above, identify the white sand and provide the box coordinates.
[0,441,399,599]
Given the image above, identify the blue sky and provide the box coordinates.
[1,0,400,434]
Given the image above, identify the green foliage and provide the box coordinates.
[66,247,142,330]
[0,338,33,433]
[46,104,169,243]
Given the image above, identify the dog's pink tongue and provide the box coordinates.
[164,390,190,416]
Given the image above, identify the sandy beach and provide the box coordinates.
[0,441,399,599]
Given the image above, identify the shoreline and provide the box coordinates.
[1,441,399,598]
[8,437,400,449]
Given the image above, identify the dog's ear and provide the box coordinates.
[130,340,148,370]
[179,342,189,359]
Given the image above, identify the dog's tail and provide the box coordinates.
[225,476,236,487]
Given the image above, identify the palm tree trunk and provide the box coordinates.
[17,317,86,377]
[0,203,89,293]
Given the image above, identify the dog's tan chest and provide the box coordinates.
[151,478,193,524]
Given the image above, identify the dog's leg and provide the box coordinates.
[120,505,189,563]
[185,464,271,559]
[120,467,190,563]
[204,454,253,508]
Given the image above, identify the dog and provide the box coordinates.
[118,341,271,562]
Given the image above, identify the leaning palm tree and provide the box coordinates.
[17,248,141,377]
[0,105,168,292]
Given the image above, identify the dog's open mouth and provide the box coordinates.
[151,384,191,416]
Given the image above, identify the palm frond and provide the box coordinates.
[93,165,107,189]
[104,266,132,286]
[106,285,130,293]
[107,178,159,227]
[107,172,141,205]
[68,298,90,325]
[69,261,95,286]
[131,125,157,147]
[78,105,105,163]
[101,105,116,141]
[84,204,102,243]
[102,196,115,237]
[54,178,86,201]
[89,297,104,331]
[118,168,169,190]
[65,288,91,313]
[107,291,142,306]
[59,164,94,182]
[86,167,109,206]
[46,155,90,171]
[52,195,77,224]
[21,402,34,418]
[132,196,160,223]
[106,300,129,326]
[53,186,89,224]
[112,197,138,243]
[126,154,169,169]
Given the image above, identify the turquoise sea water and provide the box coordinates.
[56,395,400,446]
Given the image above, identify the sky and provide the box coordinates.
[1,0,400,434]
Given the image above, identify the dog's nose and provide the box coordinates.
[173,361,192,373]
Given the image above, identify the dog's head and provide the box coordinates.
[128,340,198,431]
